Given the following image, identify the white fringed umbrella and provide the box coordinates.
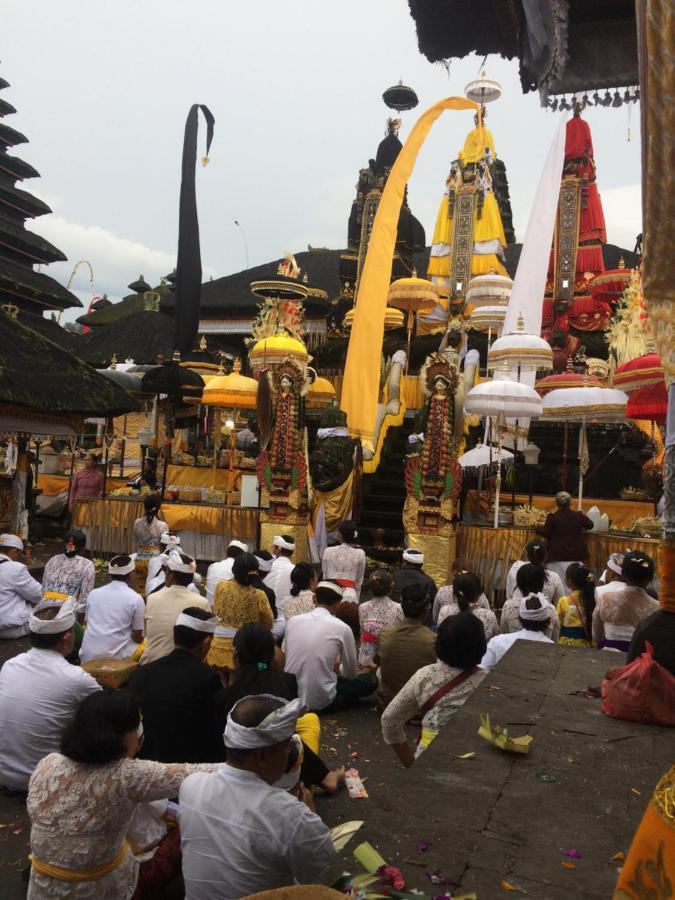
[487,314,553,373]
[465,378,542,528]
[541,386,628,509]
[458,442,514,472]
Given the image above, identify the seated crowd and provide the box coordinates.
[0,515,670,897]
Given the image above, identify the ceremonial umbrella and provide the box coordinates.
[468,305,507,347]
[249,333,309,374]
[465,273,512,309]
[613,352,664,393]
[387,274,438,371]
[465,378,542,528]
[541,386,628,509]
[344,306,405,331]
[590,260,632,306]
[626,381,667,424]
[535,370,603,397]
[487,314,553,373]
[202,359,258,490]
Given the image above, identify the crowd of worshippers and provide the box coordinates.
[0,489,672,897]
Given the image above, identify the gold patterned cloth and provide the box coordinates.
[614,764,674,899]
[207,581,274,669]
[312,472,354,534]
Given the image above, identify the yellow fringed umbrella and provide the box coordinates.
[344,307,404,331]
[387,273,437,370]
[201,359,258,409]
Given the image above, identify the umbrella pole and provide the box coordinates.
[578,418,585,511]
[160,401,173,498]
[405,309,413,374]
[561,421,569,491]
[652,419,659,516]
[493,428,502,530]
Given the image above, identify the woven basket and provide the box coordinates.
[206,489,227,504]
[82,658,139,689]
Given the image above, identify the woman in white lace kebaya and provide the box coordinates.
[358,570,404,667]
[320,520,365,602]
[436,574,499,641]
[27,691,218,899]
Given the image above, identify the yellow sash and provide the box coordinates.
[43,591,69,602]
[30,839,129,882]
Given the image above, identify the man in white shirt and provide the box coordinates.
[0,599,100,791]
[264,534,295,607]
[284,581,377,711]
[205,539,248,606]
[481,593,555,671]
[142,550,210,664]
[80,554,145,662]
[179,694,336,899]
[0,534,42,638]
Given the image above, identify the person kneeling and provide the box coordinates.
[179,695,337,898]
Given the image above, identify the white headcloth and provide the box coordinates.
[518,592,552,622]
[273,535,295,552]
[606,552,625,576]
[166,550,196,574]
[224,695,305,750]
[160,533,181,547]
[175,611,219,633]
[0,533,23,551]
[29,598,77,634]
[316,581,344,597]
[109,553,137,575]
[403,548,424,564]
[228,539,248,552]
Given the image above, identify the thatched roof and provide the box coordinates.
[76,291,148,327]
[0,312,137,416]
[0,215,66,264]
[72,310,176,368]
[0,255,81,310]
[160,249,343,317]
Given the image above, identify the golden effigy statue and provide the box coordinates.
[427,107,509,307]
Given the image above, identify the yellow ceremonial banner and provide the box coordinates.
[312,471,354,534]
[340,96,479,445]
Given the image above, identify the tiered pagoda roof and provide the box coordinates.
[0,71,80,316]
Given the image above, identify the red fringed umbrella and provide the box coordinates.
[626,382,668,424]
[590,263,632,306]
[536,371,603,397]
[614,353,664,393]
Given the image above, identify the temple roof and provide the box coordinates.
[161,249,343,316]
[0,179,52,218]
[0,214,66,264]
[72,310,177,368]
[0,256,82,310]
[0,312,137,417]
[0,121,28,148]
[0,153,40,181]
[0,98,17,117]
[76,291,155,327]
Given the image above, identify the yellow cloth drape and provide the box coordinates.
[166,465,241,491]
[37,474,128,496]
[312,471,354,534]
[340,96,478,444]
[462,125,496,163]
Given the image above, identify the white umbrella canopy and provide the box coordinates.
[541,386,628,422]
[458,442,514,472]
[541,385,628,509]
[465,378,543,421]
[487,314,553,373]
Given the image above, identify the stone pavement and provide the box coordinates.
[316,642,673,899]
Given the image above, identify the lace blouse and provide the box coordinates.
[132,517,169,558]
[27,752,218,899]
[432,585,490,624]
[321,544,366,599]
[358,596,404,666]
[437,602,499,641]
[42,553,95,606]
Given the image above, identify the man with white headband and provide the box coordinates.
[264,534,296,607]
[285,581,378,710]
[80,555,145,663]
[391,547,438,607]
[144,532,181,596]
[205,538,248,606]
[0,533,42,639]
[128,607,221,763]
[142,550,210,665]
[480,593,555,671]
[0,600,100,792]
[179,694,336,898]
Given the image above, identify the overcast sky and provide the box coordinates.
[5,0,642,319]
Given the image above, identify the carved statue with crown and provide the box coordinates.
[403,352,463,538]
[256,355,309,520]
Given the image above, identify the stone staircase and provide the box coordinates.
[358,418,415,555]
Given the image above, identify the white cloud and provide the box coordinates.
[25,215,216,321]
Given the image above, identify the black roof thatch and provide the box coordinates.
[160,249,342,317]
[0,312,137,416]
[0,121,28,147]
[16,310,79,351]
[76,291,160,327]
[0,179,52,217]
[0,153,39,181]
[0,255,81,310]
[0,213,66,264]
[72,310,176,368]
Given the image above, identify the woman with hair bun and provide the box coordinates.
[357,570,404,667]
[592,550,659,651]
[320,519,366,602]
[556,562,596,647]
[439,573,499,640]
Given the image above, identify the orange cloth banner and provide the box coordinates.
[340,96,478,444]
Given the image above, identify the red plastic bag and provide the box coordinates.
[601,642,675,726]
